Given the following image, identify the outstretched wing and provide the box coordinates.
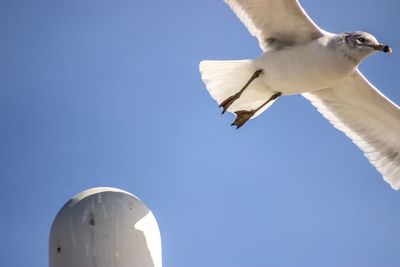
[303,70,400,190]
[224,0,325,51]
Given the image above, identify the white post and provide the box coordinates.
[49,187,162,267]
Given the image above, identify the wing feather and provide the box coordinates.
[303,70,400,189]
[224,0,325,51]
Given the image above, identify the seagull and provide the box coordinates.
[199,0,400,190]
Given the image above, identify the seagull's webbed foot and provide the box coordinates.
[219,69,263,114]
[231,110,256,129]
[219,92,241,114]
[230,92,282,129]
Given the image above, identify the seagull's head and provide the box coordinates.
[337,31,392,62]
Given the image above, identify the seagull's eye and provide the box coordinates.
[358,37,366,43]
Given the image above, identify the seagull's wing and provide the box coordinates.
[224,0,325,51]
[303,70,400,190]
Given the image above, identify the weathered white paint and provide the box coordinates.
[49,187,162,267]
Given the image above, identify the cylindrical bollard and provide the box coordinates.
[49,187,162,267]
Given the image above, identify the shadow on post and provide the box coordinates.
[49,187,162,267]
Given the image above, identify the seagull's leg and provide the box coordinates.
[219,69,263,114]
[231,92,281,129]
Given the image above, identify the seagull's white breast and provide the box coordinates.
[255,36,356,95]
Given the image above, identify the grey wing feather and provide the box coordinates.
[303,70,400,190]
[224,0,325,51]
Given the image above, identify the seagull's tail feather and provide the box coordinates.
[199,60,277,119]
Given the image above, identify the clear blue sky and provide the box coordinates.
[1,1,399,266]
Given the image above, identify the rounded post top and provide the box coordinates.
[49,187,162,267]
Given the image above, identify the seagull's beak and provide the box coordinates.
[370,43,392,53]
